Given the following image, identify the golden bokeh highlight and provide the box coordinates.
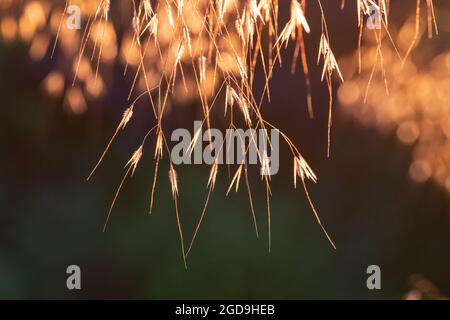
[339,24,450,193]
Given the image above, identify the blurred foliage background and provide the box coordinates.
[0,0,449,299]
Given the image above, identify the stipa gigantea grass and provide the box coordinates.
[75,0,438,265]
[0,0,437,265]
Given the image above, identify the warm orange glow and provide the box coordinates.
[65,87,87,115]
[1,16,17,42]
[43,71,65,97]
[29,33,49,61]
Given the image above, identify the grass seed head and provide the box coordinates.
[120,107,133,130]
[126,145,143,176]
[208,163,219,189]
[294,155,317,188]
[169,166,179,199]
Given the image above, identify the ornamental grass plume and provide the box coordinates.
[0,0,438,265]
